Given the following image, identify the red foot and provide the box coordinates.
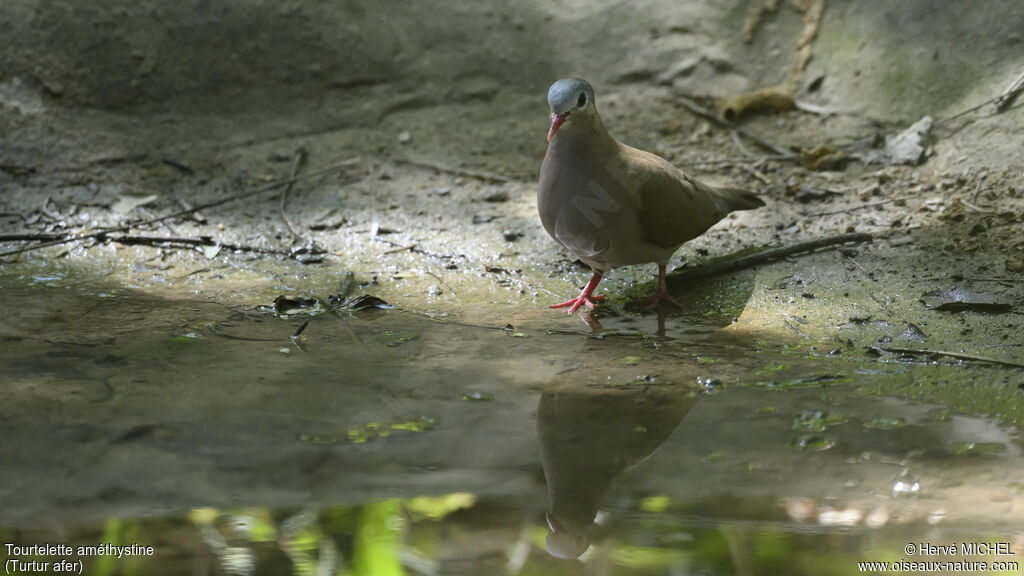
[632,264,682,310]
[633,288,681,310]
[551,271,604,315]
[551,294,605,313]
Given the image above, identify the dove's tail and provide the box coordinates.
[712,187,765,213]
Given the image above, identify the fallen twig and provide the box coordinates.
[730,130,758,158]
[736,163,771,184]
[383,243,417,254]
[794,100,833,115]
[0,156,361,258]
[667,232,873,285]
[675,95,797,158]
[680,154,795,169]
[393,157,511,184]
[0,233,66,242]
[995,71,1024,112]
[783,317,806,336]
[846,255,877,281]
[41,197,62,221]
[107,234,290,256]
[939,79,1024,126]
[876,346,1024,370]
[425,270,456,297]
[373,236,455,260]
[291,319,310,339]
[162,158,195,174]
[279,148,309,244]
[806,197,912,218]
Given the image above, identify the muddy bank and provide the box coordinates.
[1,0,1023,574]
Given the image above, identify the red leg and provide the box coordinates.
[551,271,605,314]
[633,264,681,309]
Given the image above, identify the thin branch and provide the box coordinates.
[846,255,877,281]
[425,269,457,297]
[393,157,512,184]
[730,129,758,158]
[383,243,417,254]
[805,197,913,218]
[0,156,360,258]
[675,95,798,158]
[736,163,771,184]
[995,71,1024,112]
[373,236,455,260]
[106,234,290,255]
[0,233,66,242]
[667,232,874,286]
[876,346,1024,370]
[794,100,834,115]
[279,148,308,244]
[939,77,1024,125]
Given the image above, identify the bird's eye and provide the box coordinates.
[577,93,587,108]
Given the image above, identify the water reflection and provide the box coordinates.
[1,280,1022,575]
[538,382,699,559]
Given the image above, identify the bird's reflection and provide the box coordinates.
[578,307,672,338]
[536,379,699,559]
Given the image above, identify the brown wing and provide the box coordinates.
[625,148,728,249]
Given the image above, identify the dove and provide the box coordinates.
[538,383,698,559]
[538,78,764,313]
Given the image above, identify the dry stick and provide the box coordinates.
[425,269,457,297]
[373,236,455,260]
[108,234,290,256]
[0,233,66,242]
[666,232,873,286]
[737,162,771,185]
[794,100,833,116]
[41,197,62,221]
[846,256,877,281]
[680,154,795,169]
[877,346,1024,370]
[383,243,417,254]
[939,81,1024,126]
[393,157,512,184]
[279,148,308,244]
[806,197,912,218]
[995,71,1024,112]
[675,95,797,158]
[729,129,758,158]
[0,157,361,258]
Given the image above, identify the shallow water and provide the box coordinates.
[1,273,1022,576]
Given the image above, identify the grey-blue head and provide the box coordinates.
[547,77,595,115]
[546,78,597,142]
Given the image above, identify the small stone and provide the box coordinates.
[427,285,443,296]
[397,131,412,144]
[484,189,508,203]
[503,230,523,242]
[659,118,682,136]
[463,391,494,401]
[858,183,881,201]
